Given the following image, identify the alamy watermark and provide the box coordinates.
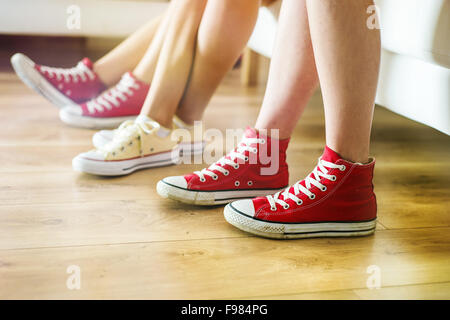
[366,5,382,30]
[66,5,81,30]
[66,264,81,290]
[366,265,381,289]
[171,125,281,176]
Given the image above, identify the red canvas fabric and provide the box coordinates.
[184,127,290,191]
[35,57,106,104]
[79,72,149,118]
[252,146,377,223]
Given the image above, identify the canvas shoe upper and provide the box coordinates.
[11,53,106,107]
[92,115,206,155]
[156,127,290,205]
[224,146,377,239]
[59,72,149,129]
[72,116,180,176]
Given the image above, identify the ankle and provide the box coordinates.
[142,113,172,129]
[326,144,369,164]
[92,62,116,87]
[254,125,293,140]
[173,113,197,127]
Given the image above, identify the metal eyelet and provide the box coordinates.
[283,204,290,209]
[309,193,316,200]
[234,164,239,170]
[247,181,253,186]
[330,175,337,181]
[260,139,266,144]
[234,181,240,187]
[270,206,277,211]
[321,186,327,192]
[296,200,303,206]
[200,177,206,182]
[212,175,218,180]
[252,148,258,153]
[340,165,346,171]
[244,156,249,162]
[223,171,229,176]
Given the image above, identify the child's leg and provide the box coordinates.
[139,0,208,128]
[224,0,381,239]
[94,13,165,86]
[175,0,260,124]
[306,0,380,163]
[255,0,318,140]
[131,0,182,84]
[60,1,206,129]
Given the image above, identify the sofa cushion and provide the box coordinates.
[375,0,449,68]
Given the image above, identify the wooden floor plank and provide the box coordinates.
[1,228,449,299]
[0,200,249,250]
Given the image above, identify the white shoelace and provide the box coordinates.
[99,118,160,156]
[194,137,265,182]
[40,61,95,83]
[86,73,140,114]
[266,159,346,210]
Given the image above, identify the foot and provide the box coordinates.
[224,146,377,239]
[59,72,149,129]
[156,127,289,205]
[92,115,206,156]
[11,53,106,108]
[72,116,180,176]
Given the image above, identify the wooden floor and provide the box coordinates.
[0,36,449,299]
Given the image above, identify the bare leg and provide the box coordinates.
[132,1,179,84]
[255,0,319,139]
[93,13,165,86]
[139,0,208,128]
[175,0,260,124]
[306,0,380,163]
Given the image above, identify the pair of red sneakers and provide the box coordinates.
[11,54,148,129]
[11,54,377,239]
[157,127,377,239]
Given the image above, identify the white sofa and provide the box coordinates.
[248,0,450,135]
[0,0,168,38]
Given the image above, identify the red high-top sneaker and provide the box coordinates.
[224,146,377,239]
[11,53,106,108]
[59,72,149,129]
[157,127,290,205]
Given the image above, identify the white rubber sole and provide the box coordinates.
[224,203,377,239]
[178,141,206,156]
[73,147,181,176]
[59,108,137,129]
[11,53,76,108]
[156,179,285,206]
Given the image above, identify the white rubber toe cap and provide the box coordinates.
[76,150,106,161]
[92,130,115,148]
[11,53,34,68]
[229,199,256,217]
[162,176,188,189]
[61,105,83,116]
